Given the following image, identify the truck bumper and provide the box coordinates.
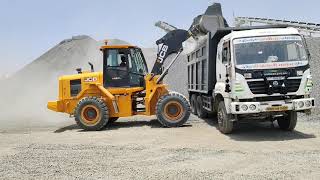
[47,101,64,112]
[230,98,315,115]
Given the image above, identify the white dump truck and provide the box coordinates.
[187,3,314,134]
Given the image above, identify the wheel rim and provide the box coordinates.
[81,105,101,125]
[163,101,184,121]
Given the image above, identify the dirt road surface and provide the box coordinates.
[0,115,320,180]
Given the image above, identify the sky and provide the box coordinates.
[0,0,319,76]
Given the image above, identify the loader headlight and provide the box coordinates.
[249,104,257,111]
[241,105,248,111]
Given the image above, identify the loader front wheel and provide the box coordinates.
[156,92,191,127]
[74,97,109,131]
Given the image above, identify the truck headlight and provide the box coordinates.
[249,104,257,111]
[305,100,311,107]
[241,105,248,111]
[298,101,304,108]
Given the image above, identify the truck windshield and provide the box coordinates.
[234,35,308,67]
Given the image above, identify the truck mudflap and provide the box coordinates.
[230,98,315,114]
[47,101,64,112]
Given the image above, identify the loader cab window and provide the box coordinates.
[103,48,148,88]
[128,48,148,87]
[104,49,130,87]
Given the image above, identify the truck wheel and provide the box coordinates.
[74,97,109,131]
[217,101,234,134]
[190,94,198,115]
[196,96,208,118]
[108,117,119,124]
[277,111,297,131]
[156,92,191,127]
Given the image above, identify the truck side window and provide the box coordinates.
[222,41,230,64]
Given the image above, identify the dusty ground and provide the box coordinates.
[0,114,320,180]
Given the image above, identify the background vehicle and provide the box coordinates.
[47,30,192,131]
[187,3,315,134]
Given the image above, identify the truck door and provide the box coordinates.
[217,41,231,88]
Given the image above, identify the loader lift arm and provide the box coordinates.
[151,29,191,82]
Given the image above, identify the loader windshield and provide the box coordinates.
[234,35,308,69]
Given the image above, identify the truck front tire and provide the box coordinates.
[156,92,191,127]
[217,101,234,134]
[277,111,297,131]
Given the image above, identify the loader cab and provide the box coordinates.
[101,45,148,88]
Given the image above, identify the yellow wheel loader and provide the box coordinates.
[47,29,192,131]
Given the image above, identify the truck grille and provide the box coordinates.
[247,78,301,94]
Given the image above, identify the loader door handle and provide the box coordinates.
[219,74,222,79]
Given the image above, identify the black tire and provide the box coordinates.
[108,117,119,124]
[74,97,109,131]
[190,94,198,115]
[277,111,297,131]
[156,92,191,127]
[196,96,208,118]
[217,101,234,134]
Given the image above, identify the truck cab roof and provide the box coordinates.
[215,26,300,43]
[225,27,300,40]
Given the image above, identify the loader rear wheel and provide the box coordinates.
[74,97,109,131]
[156,92,191,127]
[190,94,198,115]
[196,96,208,118]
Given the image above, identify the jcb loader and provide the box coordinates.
[47,29,192,131]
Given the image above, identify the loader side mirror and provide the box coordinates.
[88,62,94,72]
